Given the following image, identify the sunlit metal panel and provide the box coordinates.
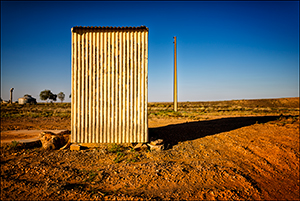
[71,26,149,144]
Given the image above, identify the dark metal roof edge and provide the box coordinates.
[72,26,149,32]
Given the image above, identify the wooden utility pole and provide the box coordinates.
[173,36,177,112]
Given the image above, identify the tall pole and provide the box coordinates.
[9,88,14,103]
[173,36,177,112]
[10,88,14,104]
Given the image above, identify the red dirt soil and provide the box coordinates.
[0,98,299,200]
[1,116,299,200]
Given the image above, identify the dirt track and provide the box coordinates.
[1,114,299,200]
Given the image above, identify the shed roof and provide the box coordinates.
[72,26,148,33]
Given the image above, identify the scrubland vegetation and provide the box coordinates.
[1,97,299,120]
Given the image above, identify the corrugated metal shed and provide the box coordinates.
[71,26,148,144]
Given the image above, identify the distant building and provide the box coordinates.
[18,95,37,104]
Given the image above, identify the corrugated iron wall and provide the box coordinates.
[71,26,148,144]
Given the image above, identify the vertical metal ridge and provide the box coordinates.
[113,31,116,143]
[131,32,137,142]
[122,32,126,143]
[89,31,92,143]
[71,31,75,142]
[77,33,81,143]
[84,33,88,143]
[92,32,96,143]
[99,32,103,143]
[103,32,107,143]
[74,31,78,143]
[114,32,117,143]
[145,31,149,142]
[78,32,81,142]
[85,33,87,143]
[130,32,133,142]
[111,32,114,143]
[107,32,111,143]
[114,32,118,143]
[126,31,130,143]
[115,32,120,143]
[96,32,99,143]
[118,31,122,143]
[81,33,85,143]
[141,31,145,142]
[137,31,141,142]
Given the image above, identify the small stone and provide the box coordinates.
[70,144,81,151]
[148,143,164,152]
[39,131,70,150]
[133,143,143,150]
[150,139,163,146]
[133,143,149,151]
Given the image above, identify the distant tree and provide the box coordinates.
[57,92,65,103]
[40,90,50,102]
[49,93,57,102]
[40,90,57,103]
[24,94,32,97]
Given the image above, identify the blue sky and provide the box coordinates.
[1,1,299,102]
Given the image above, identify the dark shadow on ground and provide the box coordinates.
[149,115,286,149]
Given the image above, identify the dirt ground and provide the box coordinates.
[1,99,299,200]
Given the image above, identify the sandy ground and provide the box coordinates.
[0,118,197,144]
[0,130,67,143]
[1,114,299,200]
